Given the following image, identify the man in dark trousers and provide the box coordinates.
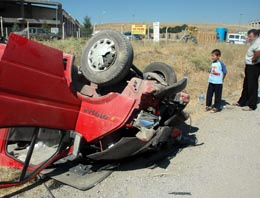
[235,29,260,111]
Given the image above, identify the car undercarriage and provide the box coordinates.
[0,30,194,190]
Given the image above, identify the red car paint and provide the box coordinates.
[0,34,163,142]
[0,34,189,189]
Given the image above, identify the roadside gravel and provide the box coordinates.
[4,97,260,198]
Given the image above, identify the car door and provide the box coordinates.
[0,127,71,188]
[0,33,81,129]
[0,34,80,188]
[37,28,48,40]
[30,27,37,38]
[227,34,234,43]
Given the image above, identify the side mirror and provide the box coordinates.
[0,127,71,188]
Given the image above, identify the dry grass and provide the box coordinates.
[131,40,247,118]
[0,167,30,196]
[42,38,247,119]
[0,167,21,182]
[96,22,248,33]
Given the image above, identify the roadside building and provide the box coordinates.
[0,0,82,38]
[248,19,260,29]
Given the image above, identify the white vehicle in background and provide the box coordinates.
[226,33,246,44]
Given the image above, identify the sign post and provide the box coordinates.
[51,27,59,34]
[131,24,146,35]
[27,21,29,39]
[153,22,160,42]
[62,22,65,40]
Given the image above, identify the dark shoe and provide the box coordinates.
[232,102,241,106]
[205,106,212,112]
[210,108,219,113]
[242,107,254,111]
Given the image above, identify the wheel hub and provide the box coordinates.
[88,39,116,71]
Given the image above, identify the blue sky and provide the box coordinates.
[54,0,259,25]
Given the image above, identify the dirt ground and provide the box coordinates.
[2,93,260,198]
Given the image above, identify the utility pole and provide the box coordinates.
[0,16,3,37]
[62,22,65,40]
[166,26,169,42]
[56,6,58,27]
[132,14,135,23]
[239,14,243,32]
[5,27,8,38]
[93,23,96,33]
[121,24,124,33]
[27,21,29,39]
[147,24,150,40]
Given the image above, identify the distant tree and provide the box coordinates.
[160,27,166,33]
[82,16,93,37]
[11,23,20,32]
[167,27,173,33]
[181,24,188,30]
[146,24,188,36]
[174,26,183,33]
[167,25,183,33]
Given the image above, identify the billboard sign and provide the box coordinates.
[131,24,146,35]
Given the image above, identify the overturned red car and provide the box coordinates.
[0,30,190,190]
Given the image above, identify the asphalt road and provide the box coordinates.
[3,99,260,198]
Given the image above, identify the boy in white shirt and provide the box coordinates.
[206,49,227,113]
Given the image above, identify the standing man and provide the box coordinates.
[235,29,260,111]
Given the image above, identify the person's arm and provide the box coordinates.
[252,50,260,63]
[223,74,226,81]
[220,61,227,81]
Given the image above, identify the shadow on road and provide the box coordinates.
[2,122,200,197]
[117,122,200,171]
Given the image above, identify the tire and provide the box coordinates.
[80,30,133,87]
[51,36,58,40]
[143,62,177,85]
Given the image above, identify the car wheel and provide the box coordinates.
[143,62,177,85]
[80,30,134,87]
[51,36,58,40]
